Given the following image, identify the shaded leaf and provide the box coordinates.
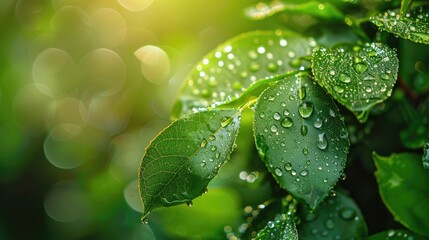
[312,43,399,122]
[139,109,241,219]
[373,152,429,237]
[297,191,368,239]
[364,229,426,240]
[254,74,349,209]
[172,30,316,118]
[371,6,429,45]
[245,1,344,21]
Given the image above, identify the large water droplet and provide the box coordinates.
[284,163,292,171]
[273,112,281,120]
[314,118,323,128]
[339,73,351,83]
[299,102,314,118]
[274,168,283,176]
[270,125,278,133]
[281,117,293,128]
[317,133,328,150]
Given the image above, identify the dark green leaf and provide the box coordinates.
[139,109,241,219]
[173,30,316,118]
[400,98,429,149]
[245,1,344,21]
[254,74,349,209]
[373,152,429,237]
[423,137,429,171]
[297,191,368,239]
[312,43,399,122]
[364,229,426,240]
[400,0,412,17]
[371,6,429,45]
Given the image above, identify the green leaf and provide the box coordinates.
[297,191,368,239]
[245,1,344,21]
[400,0,412,17]
[173,30,316,118]
[423,137,429,171]
[312,43,399,122]
[138,109,241,220]
[364,229,426,240]
[255,197,298,240]
[400,98,429,149]
[254,74,349,209]
[371,6,429,45]
[373,152,429,237]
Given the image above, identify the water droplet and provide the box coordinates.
[314,118,323,128]
[259,113,265,118]
[211,146,217,151]
[284,163,292,171]
[209,158,214,162]
[141,217,149,224]
[299,102,314,118]
[267,62,278,72]
[334,85,344,93]
[340,128,348,138]
[279,39,287,47]
[257,46,266,54]
[329,109,336,117]
[329,70,336,76]
[339,208,356,220]
[267,221,274,228]
[291,170,297,176]
[248,50,258,60]
[250,62,260,72]
[200,161,206,167]
[323,178,328,183]
[187,201,193,207]
[273,112,281,120]
[380,73,389,80]
[274,168,283,176]
[300,170,308,177]
[298,86,306,100]
[221,117,232,127]
[215,152,220,158]
[303,148,309,155]
[284,110,290,116]
[354,63,368,73]
[317,133,328,150]
[281,117,293,128]
[365,87,372,93]
[339,73,351,83]
[208,135,216,141]
[301,125,308,136]
[200,139,207,147]
[270,125,278,133]
[324,218,335,230]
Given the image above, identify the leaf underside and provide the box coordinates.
[312,42,399,122]
[254,74,349,209]
[139,109,241,219]
[371,6,429,45]
[373,152,429,238]
[172,30,316,118]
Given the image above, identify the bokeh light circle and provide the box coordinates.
[134,45,170,85]
[117,0,154,12]
[123,179,143,212]
[91,8,126,47]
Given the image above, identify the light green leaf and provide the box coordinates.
[371,6,429,45]
[138,109,241,220]
[173,30,316,118]
[312,43,399,122]
[373,152,429,237]
[297,191,368,239]
[364,229,426,240]
[254,74,349,209]
[245,1,344,21]
[423,137,429,171]
[400,0,412,17]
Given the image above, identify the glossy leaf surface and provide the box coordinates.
[364,229,426,240]
[139,109,241,219]
[254,74,349,209]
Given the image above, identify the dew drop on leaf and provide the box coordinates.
[284,163,292,171]
[339,207,356,220]
[281,117,293,128]
[317,133,328,150]
[299,102,314,118]
[274,168,283,176]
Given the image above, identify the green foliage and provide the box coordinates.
[373,152,429,238]
[254,74,348,209]
[138,0,429,239]
[365,229,426,240]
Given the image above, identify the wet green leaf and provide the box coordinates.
[297,191,368,239]
[254,74,349,209]
[312,43,399,122]
[400,0,412,17]
[138,109,241,220]
[172,30,316,118]
[364,229,426,240]
[371,6,429,45]
[423,137,429,171]
[373,152,429,237]
[245,1,344,21]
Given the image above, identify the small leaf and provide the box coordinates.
[373,152,429,238]
[139,109,241,219]
[297,191,368,239]
[371,6,429,45]
[254,74,349,209]
[424,137,429,171]
[173,30,316,118]
[312,43,399,122]
[400,0,412,17]
[245,1,344,21]
[364,229,426,240]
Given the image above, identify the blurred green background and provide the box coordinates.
[0,0,272,239]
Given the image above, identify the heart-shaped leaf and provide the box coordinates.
[297,191,368,239]
[245,1,344,21]
[370,6,429,45]
[373,152,429,238]
[254,74,349,209]
[364,229,426,240]
[312,43,399,122]
[139,109,241,220]
[173,30,316,118]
